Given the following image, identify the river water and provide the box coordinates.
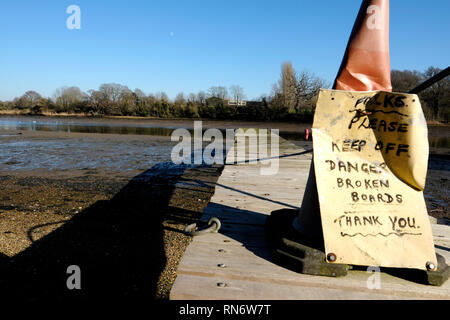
[0,116,448,173]
[0,116,448,145]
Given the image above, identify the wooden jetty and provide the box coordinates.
[170,129,450,300]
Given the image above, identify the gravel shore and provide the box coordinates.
[0,163,223,300]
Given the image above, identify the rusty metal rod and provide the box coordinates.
[408,66,450,94]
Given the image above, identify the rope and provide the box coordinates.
[184,217,221,236]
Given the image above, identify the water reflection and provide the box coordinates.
[0,119,175,136]
[429,136,450,149]
[0,116,448,147]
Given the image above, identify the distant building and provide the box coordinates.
[205,97,255,107]
[225,99,247,106]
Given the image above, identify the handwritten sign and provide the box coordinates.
[313,89,436,270]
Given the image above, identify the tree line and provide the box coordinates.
[0,64,448,123]
[391,67,449,122]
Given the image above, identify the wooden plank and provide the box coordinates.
[190,226,267,248]
[173,221,450,300]
[171,129,450,300]
[171,238,450,300]
[171,274,412,300]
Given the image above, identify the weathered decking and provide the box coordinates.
[170,129,450,300]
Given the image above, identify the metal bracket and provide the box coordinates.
[184,217,221,236]
[426,253,450,286]
[266,209,348,277]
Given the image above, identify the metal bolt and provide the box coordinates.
[426,261,437,271]
[217,282,227,287]
[327,253,337,263]
[217,263,226,268]
[218,249,226,253]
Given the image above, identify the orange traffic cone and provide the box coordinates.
[295,0,392,242]
[269,0,394,278]
[333,0,392,91]
[281,0,447,283]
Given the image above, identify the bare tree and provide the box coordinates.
[155,91,169,102]
[217,86,228,100]
[391,70,422,92]
[25,90,42,104]
[208,86,228,99]
[279,62,297,112]
[134,88,146,99]
[175,92,186,104]
[88,89,107,114]
[118,87,136,115]
[295,70,327,112]
[99,83,127,103]
[419,67,450,121]
[197,91,206,104]
[53,86,87,112]
[16,90,42,108]
[187,93,197,103]
[230,85,246,104]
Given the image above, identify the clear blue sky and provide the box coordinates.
[0,0,449,101]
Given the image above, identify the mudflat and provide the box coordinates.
[0,129,223,300]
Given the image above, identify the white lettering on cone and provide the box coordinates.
[366,5,382,30]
